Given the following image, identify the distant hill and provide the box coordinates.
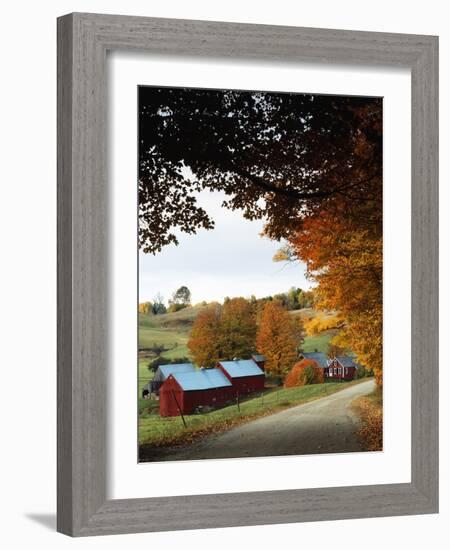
[139,303,210,360]
[139,304,336,362]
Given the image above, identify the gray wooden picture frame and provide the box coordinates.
[57,12,439,537]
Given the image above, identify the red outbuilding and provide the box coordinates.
[251,354,267,372]
[217,360,265,396]
[326,356,361,380]
[159,368,234,417]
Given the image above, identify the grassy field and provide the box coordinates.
[302,332,333,352]
[289,308,336,353]
[139,379,364,447]
[138,305,205,359]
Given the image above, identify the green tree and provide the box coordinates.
[169,285,191,307]
[152,293,167,314]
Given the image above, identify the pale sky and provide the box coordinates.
[139,189,311,305]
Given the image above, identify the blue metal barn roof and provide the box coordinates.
[218,360,264,378]
[252,354,266,362]
[301,352,328,368]
[335,356,361,368]
[172,368,232,391]
[158,363,196,380]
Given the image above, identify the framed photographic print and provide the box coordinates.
[57,13,438,536]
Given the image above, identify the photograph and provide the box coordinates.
[137,86,383,462]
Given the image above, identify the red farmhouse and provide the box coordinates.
[299,352,361,381]
[326,356,360,380]
[159,368,233,417]
[217,360,265,396]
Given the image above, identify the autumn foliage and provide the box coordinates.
[290,210,382,384]
[284,359,324,387]
[138,302,152,315]
[188,298,257,367]
[140,90,383,385]
[187,303,222,368]
[219,298,257,360]
[352,390,383,451]
[256,301,303,378]
[281,104,383,386]
[304,313,343,336]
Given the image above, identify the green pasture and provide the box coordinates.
[302,332,333,353]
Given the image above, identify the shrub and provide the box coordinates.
[147,356,191,372]
[167,303,188,313]
[284,359,324,387]
[357,366,367,378]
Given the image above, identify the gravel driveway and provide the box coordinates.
[150,379,376,461]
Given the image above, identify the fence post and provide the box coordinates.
[171,390,187,428]
[237,391,240,412]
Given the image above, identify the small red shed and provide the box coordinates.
[159,368,233,417]
[217,360,265,396]
[251,354,267,372]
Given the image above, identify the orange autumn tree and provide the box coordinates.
[289,207,382,385]
[138,302,152,315]
[187,303,222,368]
[188,298,257,367]
[285,359,324,387]
[256,301,303,378]
[272,103,383,386]
[219,297,257,361]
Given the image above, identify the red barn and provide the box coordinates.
[217,360,265,396]
[159,368,233,417]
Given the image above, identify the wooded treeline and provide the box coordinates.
[187,297,304,378]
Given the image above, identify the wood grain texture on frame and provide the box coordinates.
[57,12,438,536]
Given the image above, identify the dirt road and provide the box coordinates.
[149,379,376,461]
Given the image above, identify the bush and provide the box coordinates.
[167,303,188,313]
[284,359,324,387]
[147,356,191,372]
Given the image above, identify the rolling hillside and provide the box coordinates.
[139,304,337,364]
[139,303,209,360]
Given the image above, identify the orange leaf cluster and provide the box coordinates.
[304,313,343,336]
[284,359,324,388]
[256,301,303,378]
[188,298,257,367]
